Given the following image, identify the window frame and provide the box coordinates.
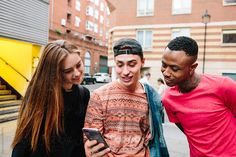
[74,16,81,27]
[100,2,104,11]
[223,0,236,6]
[95,0,99,6]
[222,73,236,81]
[100,29,103,36]
[172,0,191,15]
[86,6,94,16]
[75,0,80,11]
[171,28,191,39]
[137,0,154,17]
[86,21,94,31]
[94,24,98,33]
[84,52,91,74]
[94,9,99,19]
[221,29,236,46]
[136,30,153,51]
[100,15,104,24]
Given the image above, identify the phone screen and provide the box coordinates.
[82,128,109,149]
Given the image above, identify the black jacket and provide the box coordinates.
[12,85,90,157]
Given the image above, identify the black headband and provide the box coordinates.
[113,38,143,58]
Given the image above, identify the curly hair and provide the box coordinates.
[167,36,198,57]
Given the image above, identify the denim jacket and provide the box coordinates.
[143,83,169,157]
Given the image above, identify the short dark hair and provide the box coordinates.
[157,78,164,84]
[167,36,198,57]
[145,72,151,76]
[113,38,143,59]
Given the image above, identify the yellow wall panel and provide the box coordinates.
[0,37,41,96]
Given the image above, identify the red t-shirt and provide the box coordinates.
[163,74,236,157]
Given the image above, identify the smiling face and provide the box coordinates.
[161,47,197,87]
[61,53,84,90]
[115,54,144,90]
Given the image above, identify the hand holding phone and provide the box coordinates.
[82,128,109,149]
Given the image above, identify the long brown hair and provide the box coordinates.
[12,40,80,152]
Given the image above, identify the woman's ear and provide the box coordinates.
[190,62,198,76]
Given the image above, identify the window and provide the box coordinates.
[75,16,81,27]
[172,28,190,39]
[86,6,94,16]
[86,21,94,31]
[75,0,80,11]
[222,73,236,81]
[94,9,99,19]
[136,30,152,50]
[95,0,99,6]
[100,29,103,36]
[84,52,91,74]
[94,24,98,33]
[100,2,104,11]
[99,40,103,46]
[67,13,72,23]
[137,0,154,16]
[106,31,109,39]
[223,0,236,5]
[106,7,110,15]
[68,0,72,6]
[222,30,236,45]
[172,0,191,14]
[100,15,104,24]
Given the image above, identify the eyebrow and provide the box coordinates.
[162,60,182,69]
[62,60,81,71]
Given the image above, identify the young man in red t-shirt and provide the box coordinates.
[161,36,236,157]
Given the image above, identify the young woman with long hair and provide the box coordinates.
[11,40,90,157]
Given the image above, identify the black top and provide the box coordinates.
[11,85,90,157]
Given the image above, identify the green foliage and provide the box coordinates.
[55,29,62,36]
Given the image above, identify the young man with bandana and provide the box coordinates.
[161,36,236,157]
[84,38,169,157]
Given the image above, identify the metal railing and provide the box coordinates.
[0,57,29,82]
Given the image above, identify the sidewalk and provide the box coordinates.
[0,120,16,157]
[0,121,189,157]
[163,123,189,157]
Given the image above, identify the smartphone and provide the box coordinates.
[82,128,109,149]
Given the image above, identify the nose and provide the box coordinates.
[122,65,130,75]
[162,67,171,78]
[73,68,81,77]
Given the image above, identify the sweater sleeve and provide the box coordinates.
[84,91,105,141]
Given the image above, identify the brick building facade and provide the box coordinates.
[49,0,110,75]
[106,0,236,86]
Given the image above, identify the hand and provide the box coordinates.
[85,140,110,157]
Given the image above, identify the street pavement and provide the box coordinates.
[0,83,189,157]
[163,123,189,157]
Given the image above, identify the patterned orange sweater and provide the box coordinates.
[84,80,151,157]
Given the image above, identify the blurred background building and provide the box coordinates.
[0,0,49,96]
[0,0,110,122]
[106,0,236,86]
[49,0,110,74]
